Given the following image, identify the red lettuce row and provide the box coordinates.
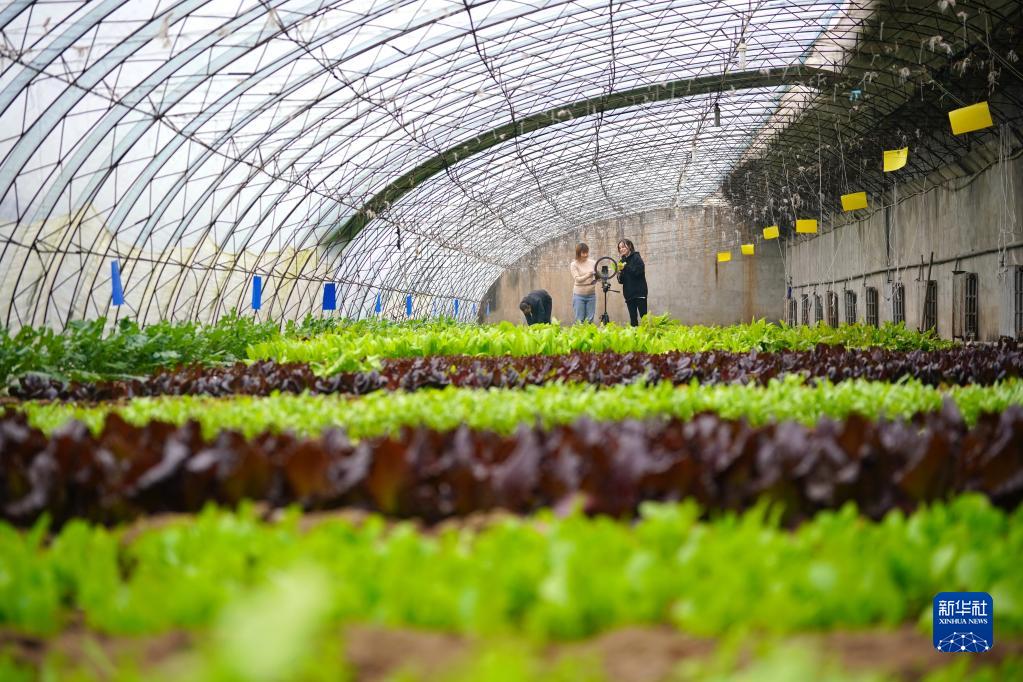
[2,401,1020,526]
[10,343,1023,401]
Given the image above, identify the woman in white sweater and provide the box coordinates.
[569,242,597,323]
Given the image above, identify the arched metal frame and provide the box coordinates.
[721,0,1023,232]
[0,0,1020,329]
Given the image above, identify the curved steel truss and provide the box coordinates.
[0,0,1020,328]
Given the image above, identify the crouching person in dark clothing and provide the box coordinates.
[520,289,553,325]
[617,239,648,326]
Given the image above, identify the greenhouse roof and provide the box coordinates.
[0,0,1021,327]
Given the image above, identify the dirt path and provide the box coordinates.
[3,623,1019,681]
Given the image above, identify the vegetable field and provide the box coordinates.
[2,317,1022,681]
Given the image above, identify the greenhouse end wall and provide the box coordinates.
[482,206,785,326]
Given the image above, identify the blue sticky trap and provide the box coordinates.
[454,299,459,317]
[322,283,336,311]
[252,276,263,311]
[406,294,413,317]
[374,293,381,314]
[111,261,124,306]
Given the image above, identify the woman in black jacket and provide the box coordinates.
[616,239,648,326]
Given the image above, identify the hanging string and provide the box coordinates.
[997,123,1019,271]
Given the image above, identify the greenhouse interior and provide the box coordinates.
[1,0,1023,679]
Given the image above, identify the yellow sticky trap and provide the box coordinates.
[841,191,868,212]
[717,251,731,262]
[763,225,779,239]
[949,101,993,135]
[883,147,908,172]
[741,244,754,256]
[796,219,818,234]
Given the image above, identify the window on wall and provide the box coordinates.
[865,287,879,327]
[801,294,811,326]
[892,282,906,324]
[826,291,839,327]
[953,272,978,341]
[814,293,824,324]
[787,298,797,326]
[922,280,938,332]
[1016,266,1023,340]
[964,273,979,340]
[844,290,857,324]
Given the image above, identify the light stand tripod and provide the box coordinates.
[593,256,619,325]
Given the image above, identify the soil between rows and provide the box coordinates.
[3,623,1019,681]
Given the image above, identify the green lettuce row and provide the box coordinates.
[1,495,1021,641]
[247,319,953,374]
[0,312,354,386]
[1,315,952,386]
[21,376,1023,441]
